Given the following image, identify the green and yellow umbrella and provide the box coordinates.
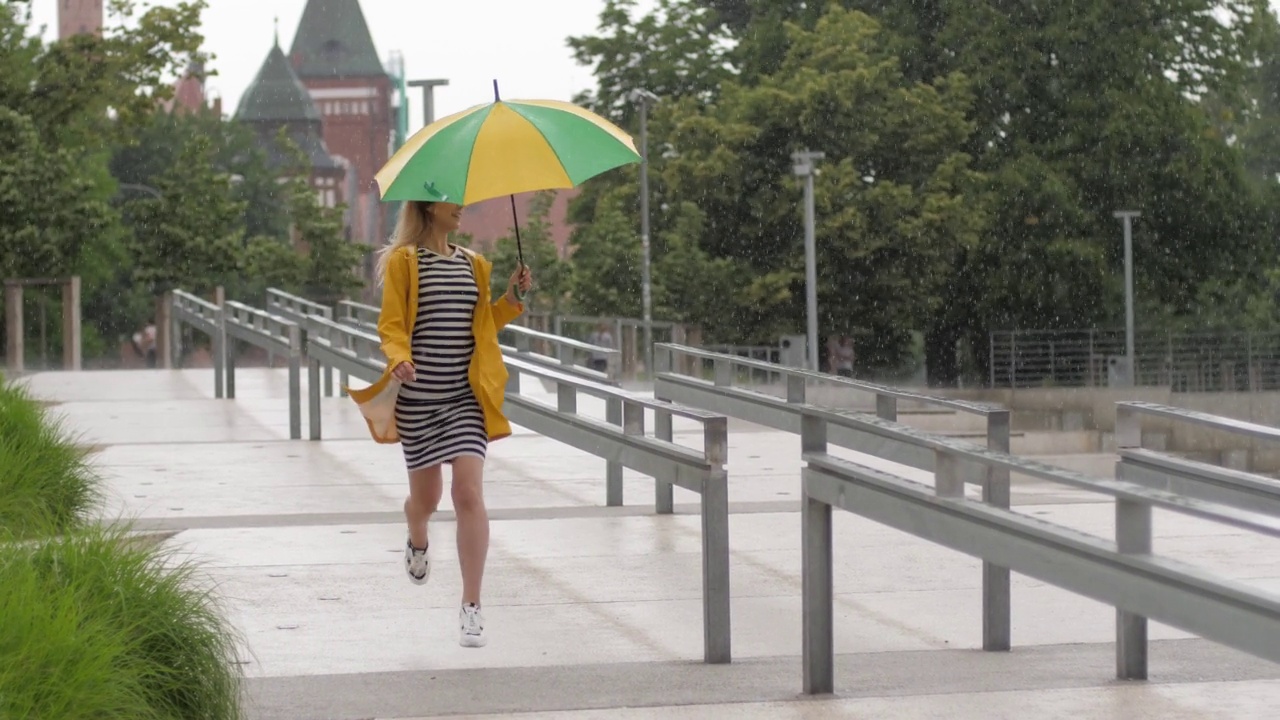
[375,82,642,266]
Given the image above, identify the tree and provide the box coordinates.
[567,0,734,128]
[111,108,288,242]
[0,0,209,361]
[486,192,570,315]
[660,8,984,361]
[125,134,245,294]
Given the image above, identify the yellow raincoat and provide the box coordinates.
[346,245,524,444]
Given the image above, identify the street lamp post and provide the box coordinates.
[408,78,450,126]
[793,149,825,372]
[1114,210,1140,387]
[629,89,660,375]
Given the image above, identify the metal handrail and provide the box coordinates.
[266,288,336,397]
[1115,401,1280,516]
[304,317,733,664]
[222,300,304,439]
[798,403,1280,694]
[658,343,1000,417]
[337,298,622,385]
[654,341,1016,653]
[170,290,226,398]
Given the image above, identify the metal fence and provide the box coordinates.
[989,329,1280,391]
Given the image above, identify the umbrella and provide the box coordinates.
[375,81,642,269]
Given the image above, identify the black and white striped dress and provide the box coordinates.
[395,246,489,470]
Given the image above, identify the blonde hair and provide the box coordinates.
[375,200,433,283]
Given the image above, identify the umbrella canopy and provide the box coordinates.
[375,97,641,205]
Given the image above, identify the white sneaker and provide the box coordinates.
[404,535,430,586]
[459,603,487,648]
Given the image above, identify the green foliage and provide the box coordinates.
[568,0,733,127]
[0,523,245,719]
[0,106,115,280]
[125,133,247,294]
[0,381,100,540]
[486,192,570,313]
[0,0,210,363]
[278,135,366,304]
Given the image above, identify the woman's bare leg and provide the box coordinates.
[450,455,489,605]
[405,465,443,549]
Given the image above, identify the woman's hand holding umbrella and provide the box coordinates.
[505,264,533,305]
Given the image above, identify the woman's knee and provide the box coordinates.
[450,457,486,513]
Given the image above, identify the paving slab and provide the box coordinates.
[17,368,1280,719]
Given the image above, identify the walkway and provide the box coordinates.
[20,367,1280,719]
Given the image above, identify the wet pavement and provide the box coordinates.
[19,367,1280,719]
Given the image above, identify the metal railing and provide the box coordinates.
[170,290,226,398]
[301,317,385,442]
[336,299,619,386]
[504,355,730,663]
[266,288,335,397]
[1116,402,1280,516]
[500,324,620,385]
[797,404,1280,693]
[304,318,733,664]
[990,328,1280,391]
[223,300,304,440]
[655,342,1014,652]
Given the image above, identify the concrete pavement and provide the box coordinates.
[19,367,1280,719]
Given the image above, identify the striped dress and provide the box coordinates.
[395,246,489,471]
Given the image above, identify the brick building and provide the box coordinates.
[287,0,393,255]
[57,0,102,39]
[235,37,347,210]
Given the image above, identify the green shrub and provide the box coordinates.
[0,380,101,539]
[0,524,245,719]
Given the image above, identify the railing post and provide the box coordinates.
[984,409,1012,652]
[786,374,806,404]
[606,397,623,506]
[61,276,82,371]
[655,406,675,514]
[338,328,350,397]
[875,393,897,422]
[801,410,834,695]
[287,324,303,440]
[308,352,322,441]
[3,282,22,374]
[934,449,965,498]
[556,383,577,414]
[213,301,226,399]
[1116,403,1141,450]
[701,415,731,664]
[1116,497,1152,680]
[713,358,733,387]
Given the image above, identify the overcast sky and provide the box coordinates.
[23,0,658,123]
[21,1,1280,128]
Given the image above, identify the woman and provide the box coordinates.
[348,199,532,649]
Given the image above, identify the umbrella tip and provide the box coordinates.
[493,79,500,102]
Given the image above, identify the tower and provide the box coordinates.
[288,0,393,253]
[58,0,103,39]
[236,38,346,211]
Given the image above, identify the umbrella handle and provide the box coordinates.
[509,194,527,302]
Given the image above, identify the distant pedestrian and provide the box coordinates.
[586,322,614,373]
[828,335,855,378]
[347,199,532,648]
[132,320,157,368]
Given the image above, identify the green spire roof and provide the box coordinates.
[236,42,321,123]
[288,0,386,79]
